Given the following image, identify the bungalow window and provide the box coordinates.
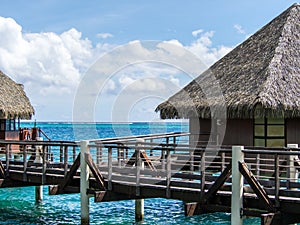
[0,119,18,131]
[254,118,285,147]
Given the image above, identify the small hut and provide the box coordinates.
[0,70,34,141]
[156,4,300,147]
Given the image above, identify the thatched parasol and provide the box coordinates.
[156,3,300,119]
[0,70,34,119]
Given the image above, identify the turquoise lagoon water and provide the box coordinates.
[0,122,260,224]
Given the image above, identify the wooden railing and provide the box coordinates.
[1,132,300,224]
[0,140,79,182]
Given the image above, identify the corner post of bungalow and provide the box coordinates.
[156,4,300,224]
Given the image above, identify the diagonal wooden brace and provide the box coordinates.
[85,153,106,190]
[0,161,5,179]
[204,163,232,203]
[239,162,275,212]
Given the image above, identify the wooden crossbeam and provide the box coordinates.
[85,153,106,190]
[204,163,232,203]
[0,161,5,178]
[239,162,275,212]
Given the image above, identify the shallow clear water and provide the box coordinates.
[0,122,260,224]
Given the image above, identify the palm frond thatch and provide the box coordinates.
[0,70,34,119]
[156,3,300,119]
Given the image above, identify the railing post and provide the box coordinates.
[231,146,244,225]
[23,145,27,182]
[150,139,153,157]
[256,154,260,177]
[221,152,225,171]
[64,146,68,176]
[5,144,9,176]
[72,146,76,162]
[60,145,63,163]
[42,145,47,184]
[108,147,112,191]
[135,145,141,196]
[118,143,124,167]
[80,140,90,225]
[166,149,171,198]
[166,137,169,146]
[274,154,280,207]
[189,149,194,172]
[200,151,205,202]
[96,145,102,166]
[287,144,299,189]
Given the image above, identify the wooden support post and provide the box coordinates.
[80,141,90,225]
[184,202,201,216]
[231,146,244,225]
[135,199,144,222]
[35,186,43,202]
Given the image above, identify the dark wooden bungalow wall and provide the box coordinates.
[189,118,253,147]
[190,118,300,147]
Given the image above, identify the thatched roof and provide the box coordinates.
[0,70,34,119]
[156,3,300,119]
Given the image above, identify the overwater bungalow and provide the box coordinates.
[156,3,300,148]
[0,70,35,141]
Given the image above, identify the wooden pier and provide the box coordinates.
[0,132,300,224]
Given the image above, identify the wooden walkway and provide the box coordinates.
[1,133,300,224]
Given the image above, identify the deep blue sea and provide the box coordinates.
[0,122,260,224]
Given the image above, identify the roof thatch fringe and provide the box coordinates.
[156,3,300,119]
[0,70,34,119]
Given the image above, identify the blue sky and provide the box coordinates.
[0,1,297,122]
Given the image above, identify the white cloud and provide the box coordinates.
[192,29,203,37]
[97,33,113,39]
[234,24,246,34]
[0,16,233,121]
[187,30,232,66]
[0,17,95,96]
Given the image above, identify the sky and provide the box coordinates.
[0,0,297,122]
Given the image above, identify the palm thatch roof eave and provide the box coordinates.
[156,101,300,119]
[0,71,35,120]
